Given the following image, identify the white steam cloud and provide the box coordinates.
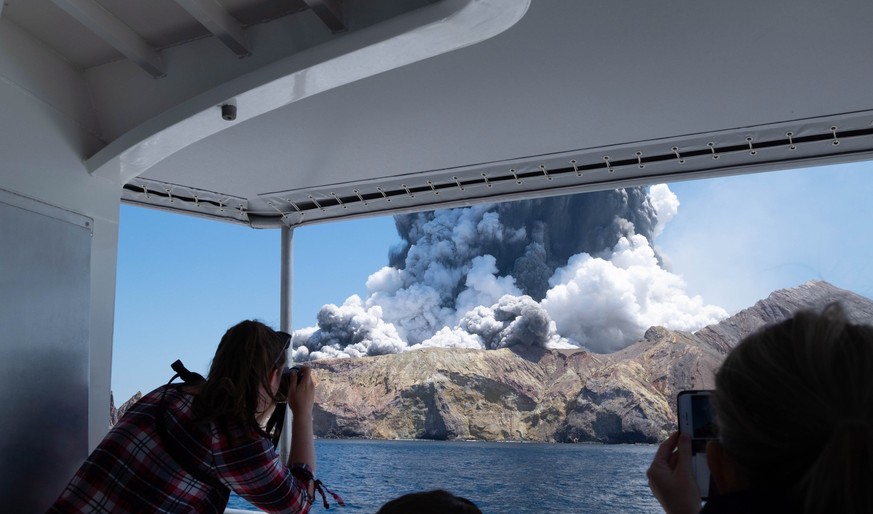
[541,232,726,352]
[292,185,726,359]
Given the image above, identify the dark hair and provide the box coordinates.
[713,303,873,514]
[193,320,288,434]
[376,490,482,514]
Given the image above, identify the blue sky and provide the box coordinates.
[111,161,873,403]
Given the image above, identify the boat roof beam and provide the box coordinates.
[119,111,873,229]
[302,0,347,33]
[172,0,250,57]
[49,0,165,78]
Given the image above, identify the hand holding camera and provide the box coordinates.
[281,366,316,415]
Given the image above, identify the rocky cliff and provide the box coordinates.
[109,391,143,427]
[310,281,873,443]
[694,281,873,353]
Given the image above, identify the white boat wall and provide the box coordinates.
[1,0,872,510]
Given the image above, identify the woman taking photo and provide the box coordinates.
[51,320,321,513]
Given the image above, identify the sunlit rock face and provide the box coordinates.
[109,391,143,427]
[311,335,711,443]
[310,281,873,443]
[694,280,873,353]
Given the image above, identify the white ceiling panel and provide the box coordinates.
[4,0,872,227]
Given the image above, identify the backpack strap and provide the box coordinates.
[155,361,229,493]
[263,402,286,448]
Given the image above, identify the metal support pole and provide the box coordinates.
[277,226,294,464]
[280,226,294,332]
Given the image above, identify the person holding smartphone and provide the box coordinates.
[647,303,873,514]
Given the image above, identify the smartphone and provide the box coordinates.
[677,390,718,500]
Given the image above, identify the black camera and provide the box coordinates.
[266,366,302,446]
[276,366,303,403]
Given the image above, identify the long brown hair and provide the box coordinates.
[713,303,873,514]
[193,320,288,433]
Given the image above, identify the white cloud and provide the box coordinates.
[649,183,679,238]
[454,255,522,321]
[542,233,727,353]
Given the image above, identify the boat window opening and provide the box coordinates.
[111,159,873,512]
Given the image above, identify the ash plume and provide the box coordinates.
[292,185,726,360]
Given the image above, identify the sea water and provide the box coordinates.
[227,439,662,513]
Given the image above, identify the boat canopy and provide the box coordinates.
[4,0,872,227]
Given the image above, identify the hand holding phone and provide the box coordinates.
[677,390,718,500]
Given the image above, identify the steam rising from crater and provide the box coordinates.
[292,184,726,360]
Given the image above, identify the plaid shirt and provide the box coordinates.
[49,385,313,513]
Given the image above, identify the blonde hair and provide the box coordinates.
[713,303,873,513]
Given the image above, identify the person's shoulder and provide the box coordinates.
[136,384,188,406]
[117,385,193,422]
[701,489,799,514]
